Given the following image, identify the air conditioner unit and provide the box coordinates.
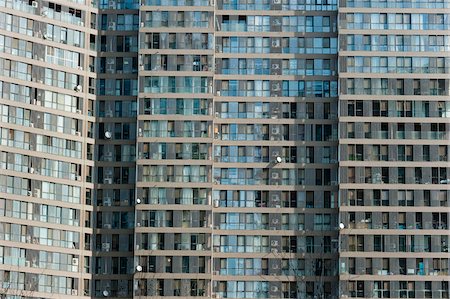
[104,152,113,161]
[72,258,79,266]
[271,172,279,179]
[104,178,112,184]
[213,200,220,208]
[34,188,41,197]
[271,240,279,246]
[105,110,113,117]
[103,224,112,229]
[272,127,280,135]
[25,260,31,267]
[108,22,116,30]
[76,175,81,181]
[271,286,279,292]
[29,122,34,128]
[104,197,112,206]
[213,247,220,252]
[106,65,115,73]
[42,33,50,40]
[31,1,38,8]
[273,0,281,4]
[138,128,143,137]
[216,91,221,96]
[71,289,78,296]
[29,167,34,174]
[102,242,110,251]
[75,131,81,136]
[212,271,219,276]
[27,190,32,196]
[76,109,82,114]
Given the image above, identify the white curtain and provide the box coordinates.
[181,188,193,205]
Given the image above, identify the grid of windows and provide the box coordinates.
[339,1,450,298]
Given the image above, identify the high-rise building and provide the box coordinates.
[338,0,450,298]
[134,0,339,298]
[0,0,449,298]
[0,0,139,296]
[134,0,214,297]
[0,0,95,297]
[94,0,139,297]
[209,1,340,298]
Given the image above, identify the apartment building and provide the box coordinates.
[134,0,214,297]
[134,0,339,298]
[0,0,449,298]
[94,0,139,297]
[0,0,95,296]
[339,0,450,298]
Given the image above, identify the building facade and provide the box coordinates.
[94,0,139,297]
[338,0,450,298]
[0,0,448,298]
[0,0,95,296]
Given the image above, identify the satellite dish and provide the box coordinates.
[136,198,141,204]
[339,223,345,229]
[102,290,109,297]
[104,131,112,139]
[136,265,143,272]
[275,156,282,163]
